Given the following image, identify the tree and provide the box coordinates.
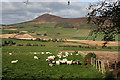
[87,0,120,41]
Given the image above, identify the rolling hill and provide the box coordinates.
[29,13,88,24]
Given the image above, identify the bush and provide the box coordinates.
[84,52,96,65]
[26,43,32,46]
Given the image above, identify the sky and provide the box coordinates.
[0,0,113,24]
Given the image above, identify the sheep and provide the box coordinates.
[57,55,62,58]
[46,59,49,61]
[11,60,18,63]
[9,53,12,55]
[60,60,66,64]
[70,53,73,55]
[63,58,67,63]
[52,61,56,64]
[48,55,55,60]
[56,61,60,65]
[46,52,50,54]
[41,52,45,54]
[49,63,53,67]
[67,60,72,65]
[76,54,79,55]
[63,55,66,57]
[34,56,39,60]
[33,52,37,54]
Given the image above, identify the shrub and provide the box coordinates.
[84,52,96,65]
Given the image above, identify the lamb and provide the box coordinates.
[56,61,60,65]
[11,60,18,63]
[34,56,39,60]
[9,53,12,55]
[67,60,73,65]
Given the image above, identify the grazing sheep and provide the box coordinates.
[56,61,60,65]
[76,54,79,55]
[48,55,55,60]
[63,55,66,57]
[9,53,12,55]
[11,60,18,63]
[49,63,53,67]
[67,60,72,65]
[46,52,50,54]
[52,61,56,64]
[41,52,45,54]
[57,55,62,58]
[63,58,67,63]
[33,52,37,54]
[60,60,66,64]
[70,53,73,55]
[34,56,39,60]
[46,59,49,61]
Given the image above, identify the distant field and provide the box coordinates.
[3,23,120,41]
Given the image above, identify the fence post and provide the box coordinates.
[98,59,101,72]
[96,59,97,69]
[93,58,95,67]
[101,61,105,74]
[107,60,109,71]
[91,57,93,65]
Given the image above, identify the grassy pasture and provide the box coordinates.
[2,51,104,79]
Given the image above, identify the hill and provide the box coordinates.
[29,13,87,24]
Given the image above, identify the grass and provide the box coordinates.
[2,52,104,79]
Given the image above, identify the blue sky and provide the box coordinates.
[1,0,103,24]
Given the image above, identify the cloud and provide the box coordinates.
[2,2,90,24]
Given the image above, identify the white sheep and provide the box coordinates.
[60,60,66,64]
[9,53,12,55]
[46,52,50,54]
[63,55,66,57]
[57,55,62,58]
[34,56,39,59]
[49,63,53,67]
[76,54,79,55]
[63,58,67,63]
[33,52,37,54]
[48,55,55,60]
[56,61,60,65]
[67,60,73,65]
[52,61,56,64]
[70,53,73,55]
[41,52,45,54]
[11,60,18,63]
[46,59,49,61]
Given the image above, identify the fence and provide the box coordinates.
[90,57,108,74]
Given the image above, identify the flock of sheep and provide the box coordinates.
[46,52,82,67]
[9,51,82,67]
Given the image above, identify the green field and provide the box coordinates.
[2,23,118,79]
